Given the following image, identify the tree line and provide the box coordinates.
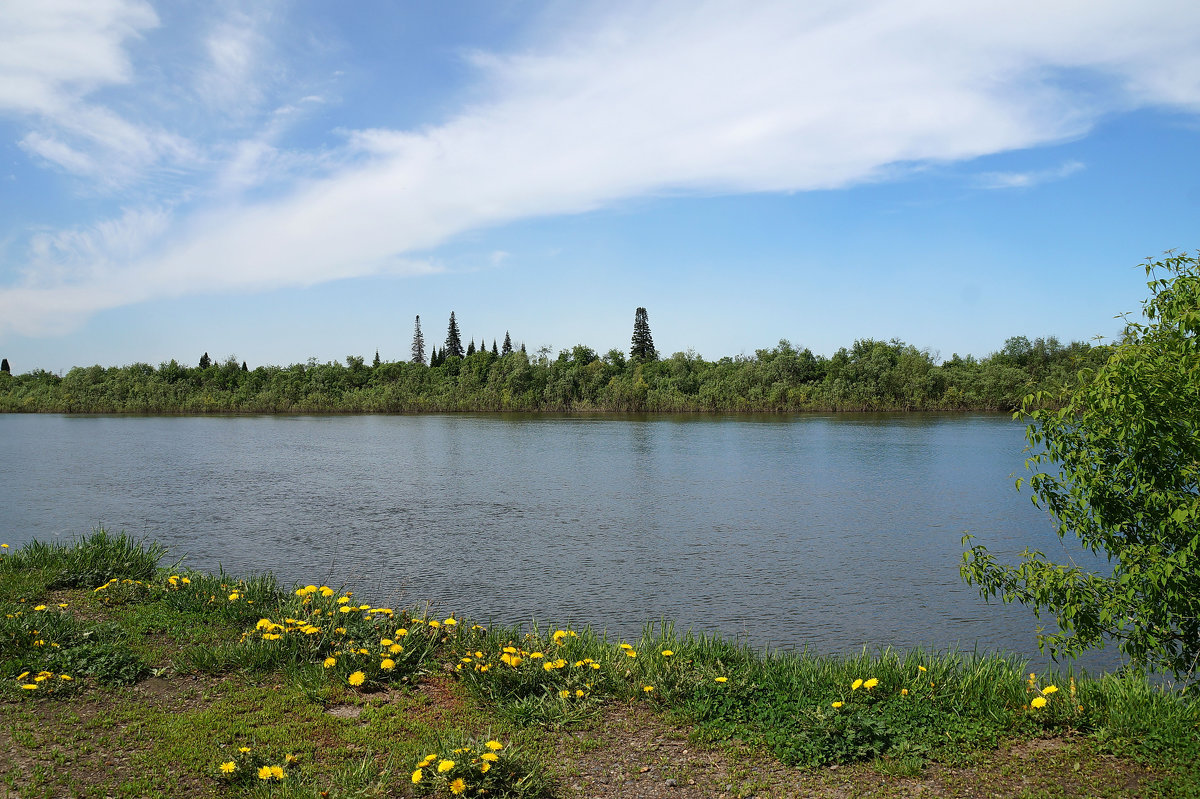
[0,309,1109,414]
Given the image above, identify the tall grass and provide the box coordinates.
[0,528,168,590]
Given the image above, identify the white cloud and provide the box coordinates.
[3,0,1200,336]
[976,160,1087,190]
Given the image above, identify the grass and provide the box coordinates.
[1,529,1198,798]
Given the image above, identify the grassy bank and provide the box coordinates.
[2,530,1197,798]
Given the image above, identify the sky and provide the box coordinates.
[1,0,1199,374]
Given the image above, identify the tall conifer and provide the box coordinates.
[630,307,657,361]
[412,316,426,364]
[502,331,513,356]
[445,312,464,358]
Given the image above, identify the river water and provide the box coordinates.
[0,413,1120,672]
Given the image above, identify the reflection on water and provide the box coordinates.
[0,412,1121,673]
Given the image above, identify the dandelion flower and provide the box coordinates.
[270,765,285,779]
[429,620,441,629]
[219,761,236,774]
[323,657,337,668]
[576,689,585,697]
[714,677,728,683]
[1043,685,1059,695]
[381,658,395,670]
[626,650,637,658]
[851,679,863,690]
[662,649,674,657]
[348,671,366,686]
[863,678,879,690]
[285,753,298,764]
[480,761,491,774]
[450,778,466,794]
[901,688,908,695]
[1031,697,1047,709]
[239,747,251,753]
[559,689,571,698]
[380,638,393,647]
[918,666,927,672]
[412,768,423,784]
[20,684,37,690]
[832,701,843,708]
[643,685,655,693]
[437,759,455,773]
[485,740,503,750]
[34,605,47,611]
[444,617,457,626]
[481,752,499,762]
[257,766,273,780]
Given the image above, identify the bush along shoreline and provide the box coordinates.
[0,336,1107,414]
[2,530,1198,798]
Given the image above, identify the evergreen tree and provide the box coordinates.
[241,361,248,372]
[199,352,211,369]
[0,358,9,373]
[630,307,657,361]
[492,340,499,356]
[373,349,381,368]
[520,343,526,354]
[431,346,442,367]
[467,339,476,356]
[502,331,513,356]
[411,315,426,365]
[445,312,464,358]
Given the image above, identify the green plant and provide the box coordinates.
[963,251,1200,681]
[410,734,549,798]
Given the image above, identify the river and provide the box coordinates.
[0,412,1120,673]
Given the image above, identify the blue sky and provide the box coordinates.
[1,1,1198,373]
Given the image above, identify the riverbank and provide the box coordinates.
[2,531,1196,798]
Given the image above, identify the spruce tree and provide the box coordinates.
[445,312,464,358]
[630,307,657,361]
[467,339,476,356]
[373,349,380,368]
[0,358,9,373]
[199,352,211,369]
[492,340,499,356]
[241,361,248,372]
[411,315,426,365]
[502,331,513,356]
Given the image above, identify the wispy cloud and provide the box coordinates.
[3,0,1200,336]
[976,160,1086,190]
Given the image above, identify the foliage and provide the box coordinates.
[0,334,1108,414]
[962,251,1200,681]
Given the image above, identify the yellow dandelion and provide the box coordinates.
[34,605,46,611]
[380,638,393,646]
[239,747,251,753]
[832,701,843,708]
[485,740,503,751]
[480,761,491,774]
[348,671,366,686]
[450,777,466,794]
[918,666,927,672]
[626,650,637,658]
[444,617,457,626]
[257,766,273,780]
[643,685,655,693]
[219,761,236,774]
[559,688,571,698]
[437,759,455,773]
[337,596,350,604]
[661,650,674,657]
[381,658,395,670]
[270,765,285,779]
[20,684,37,690]
[428,620,441,629]
[396,628,408,636]
[851,679,863,690]
[412,768,423,784]
[1031,697,1047,709]
[901,688,908,695]
[481,752,500,762]
[714,677,728,683]
[1043,685,1059,695]
[863,678,879,690]
[576,689,585,697]
[323,657,337,668]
